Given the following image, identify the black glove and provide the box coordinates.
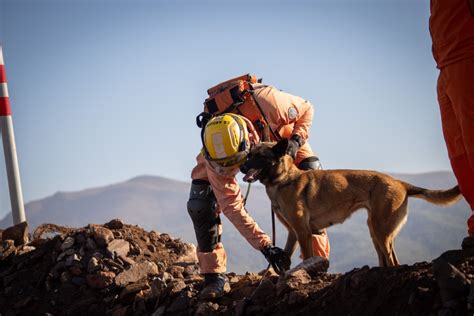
[261,245,291,275]
[287,135,303,159]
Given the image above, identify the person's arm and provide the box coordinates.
[205,162,272,251]
[290,100,314,142]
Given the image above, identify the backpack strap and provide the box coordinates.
[248,83,281,141]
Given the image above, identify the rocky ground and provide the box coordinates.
[0,220,473,316]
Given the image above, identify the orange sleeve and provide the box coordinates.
[291,100,314,141]
[205,162,272,251]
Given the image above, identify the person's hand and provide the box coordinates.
[261,245,291,275]
[286,135,303,159]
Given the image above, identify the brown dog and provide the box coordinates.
[240,139,462,267]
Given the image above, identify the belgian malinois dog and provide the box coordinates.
[240,139,462,267]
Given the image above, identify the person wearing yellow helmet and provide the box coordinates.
[187,77,330,299]
[201,113,251,172]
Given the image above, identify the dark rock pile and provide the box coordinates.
[1,220,474,315]
[0,220,201,315]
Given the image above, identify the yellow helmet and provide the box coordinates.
[202,113,250,168]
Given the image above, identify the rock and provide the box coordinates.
[183,264,199,277]
[160,233,171,242]
[17,245,36,255]
[50,261,67,279]
[147,244,156,253]
[149,230,160,240]
[141,235,150,244]
[61,236,75,251]
[287,256,329,277]
[91,226,114,247]
[13,296,32,309]
[133,298,147,315]
[71,277,86,286]
[86,271,116,289]
[115,261,159,287]
[288,290,308,305]
[235,299,247,316]
[250,278,276,302]
[151,278,167,299]
[118,255,135,267]
[112,305,130,316]
[64,248,75,256]
[196,301,220,316]
[119,281,150,302]
[107,239,130,258]
[2,221,28,246]
[151,306,165,316]
[75,233,86,245]
[167,265,185,279]
[160,271,174,284]
[277,269,311,295]
[167,279,187,296]
[87,257,100,273]
[229,275,241,284]
[468,284,474,312]
[432,257,470,303]
[69,264,83,276]
[65,254,80,267]
[86,238,97,250]
[56,251,67,262]
[462,236,474,250]
[166,291,193,313]
[0,239,16,258]
[104,219,124,230]
[60,271,71,283]
[176,243,198,264]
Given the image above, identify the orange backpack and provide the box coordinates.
[197,74,277,141]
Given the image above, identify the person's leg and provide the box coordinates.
[438,60,474,235]
[295,143,330,259]
[188,154,228,298]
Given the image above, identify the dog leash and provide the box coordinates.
[242,182,276,286]
[243,182,252,205]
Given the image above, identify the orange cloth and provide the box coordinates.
[311,232,331,258]
[436,57,474,235]
[431,0,474,235]
[430,0,474,69]
[191,85,330,273]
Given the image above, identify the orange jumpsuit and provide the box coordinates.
[191,84,330,273]
[430,0,474,235]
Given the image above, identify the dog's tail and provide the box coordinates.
[404,182,462,206]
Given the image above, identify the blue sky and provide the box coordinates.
[0,0,449,219]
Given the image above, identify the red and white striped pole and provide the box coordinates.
[0,46,26,225]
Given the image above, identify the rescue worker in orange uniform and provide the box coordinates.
[430,0,474,236]
[187,76,330,299]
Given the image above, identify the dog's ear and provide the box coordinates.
[272,139,289,158]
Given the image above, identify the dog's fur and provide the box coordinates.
[240,139,462,267]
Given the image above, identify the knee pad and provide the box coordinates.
[187,180,221,252]
[298,156,322,170]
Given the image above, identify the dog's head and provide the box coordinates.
[240,139,292,184]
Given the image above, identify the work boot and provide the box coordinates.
[199,273,230,300]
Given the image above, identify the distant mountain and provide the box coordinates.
[0,172,469,273]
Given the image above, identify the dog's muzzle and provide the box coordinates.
[240,162,261,183]
[242,168,260,183]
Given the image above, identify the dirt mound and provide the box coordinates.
[1,220,473,315]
